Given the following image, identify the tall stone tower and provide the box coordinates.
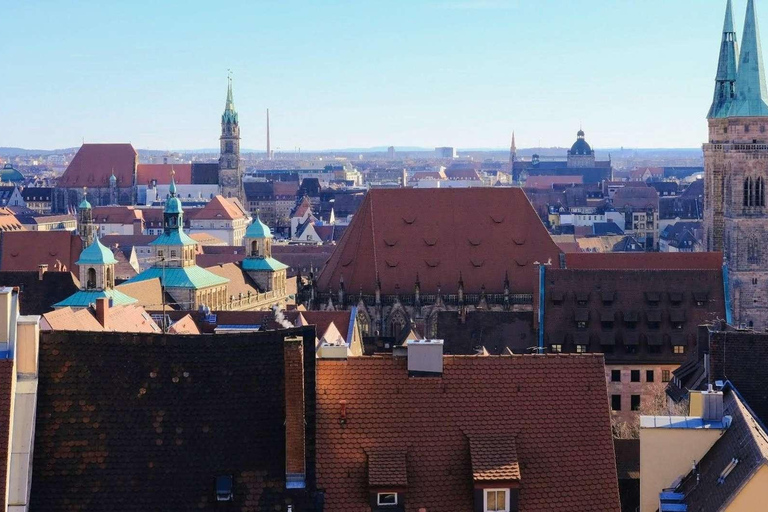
[509,131,518,182]
[704,0,768,327]
[77,188,95,248]
[219,75,243,205]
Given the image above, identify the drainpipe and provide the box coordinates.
[723,261,732,325]
[538,264,546,354]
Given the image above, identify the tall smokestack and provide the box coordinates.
[267,108,272,160]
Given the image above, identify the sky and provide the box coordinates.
[0,0,751,151]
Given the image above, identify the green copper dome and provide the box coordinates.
[246,214,272,238]
[165,174,183,214]
[77,237,117,265]
[78,197,92,210]
[0,164,24,183]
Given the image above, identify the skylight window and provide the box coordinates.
[718,458,739,484]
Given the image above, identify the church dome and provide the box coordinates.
[246,213,272,238]
[78,197,92,210]
[76,237,117,266]
[0,164,24,183]
[569,130,593,156]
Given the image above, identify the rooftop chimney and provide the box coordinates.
[95,297,109,328]
[701,384,725,421]
[407,339,444,377]
[37,264,48,281]
[284,335,306,489]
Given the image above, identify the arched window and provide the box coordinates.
[748,236,761,264]
[744,177,754,206]
[757,177,766,207]
[86,268,96,289]
[251,240,258,257]
[106,267,113,288]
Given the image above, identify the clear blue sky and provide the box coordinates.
[0,0,749,151]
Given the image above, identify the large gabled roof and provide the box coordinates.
[565,251,723,270]
[0,231,82,272]
[316,354,620,512]
[317,188,562,295]
[58,143,137,188]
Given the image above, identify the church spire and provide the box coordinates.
[222,72,238,124]
[729,0,768,117]
[709,0,739,118]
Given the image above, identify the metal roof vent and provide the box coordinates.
[407,339,444,377]
[216,475,233,502]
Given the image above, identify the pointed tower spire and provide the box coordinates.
[266,108,272,160]
[709,0,740,118]
[225,71,235,112]
[729,0,768,116]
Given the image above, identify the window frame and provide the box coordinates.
[484,488,510,512]
[377,492,398,506]
[631,394,641,411]
[631,370,640,383]
[611,370,621,382]
[611,394,622,411]
[646,370,655,382]
[662,370,671,382]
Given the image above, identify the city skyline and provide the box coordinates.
[0,0,749,151]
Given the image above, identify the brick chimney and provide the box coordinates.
[95,297,109,327]
[38,264,48,281]
[284,335,306,488]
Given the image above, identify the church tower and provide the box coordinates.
[509,131,518,182]
[77,188,95,248]
[242,213,288,293]
[704,0,768,327]
[219,74,243,205]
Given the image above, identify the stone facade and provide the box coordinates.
[704,117,768,328]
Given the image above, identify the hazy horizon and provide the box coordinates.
[1,0,743,150]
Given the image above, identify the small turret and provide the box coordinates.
[709,0,739,118]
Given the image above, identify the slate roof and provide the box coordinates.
[593,221,624,235]
[435,310,536,355]
[58,144,137,188]
[30,328,317,511]
[190,163,219,185]
[20,187,52,202]
[318,188,562,295]
[316,355,620,512]
[0,231,83,272]
[543,268,725,364]
[0,271,79,315]
[677,387,768,511]
[0,360,13,511]
[565,252,723,270]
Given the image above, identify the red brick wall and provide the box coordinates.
[284,336,305,476]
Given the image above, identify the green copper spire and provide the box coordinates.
[708,0,739,118]
[729,0,768,117]
[222,73,238,124]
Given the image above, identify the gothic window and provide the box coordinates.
[744,177,755,206]
[388,309,408,338]
[748,236,761,264]
[86,268,96,290]
[757,177,766,207]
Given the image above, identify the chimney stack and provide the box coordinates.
[407,339,444,377]
[701,384,725,421]
[38,264,48,281]
[95,297,109,327]
[284,335,306,488]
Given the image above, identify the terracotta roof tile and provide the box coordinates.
[524,175,584,189]
[168,314,201,334]
[0,231,82,272]
[318,188,562,295]
[58,143,137,188]
[565,252,723,270]
[367,450,408,487]
[469,435,520,482]
[187,195,247,221]
[91,206,143,225]
[136,164,192,185]
[316,355,621,512]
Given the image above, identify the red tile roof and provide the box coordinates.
[316,355,621,512]
[168,314,201,334]
[136,164,192,185]
[367,450,408,487]
[42,305,161,333]
[469,435,520,482]
[565,252,723,270]
[58,144,137,188]
[317,188,562,295]
[0,360,13,511]
[524,175,583,190]
[91,206,143,225]
[187,195,247,221]
[0,231,82,272]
